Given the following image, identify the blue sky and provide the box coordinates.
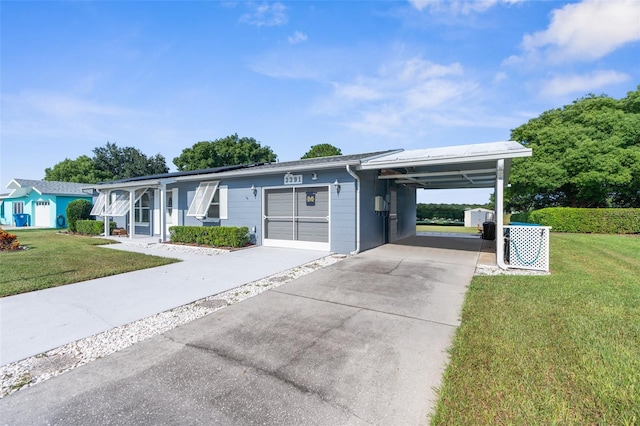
[2,0,639,204]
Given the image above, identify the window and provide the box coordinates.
[187,181,219,218]
[13,201,24,214]
[134,191,150,225]
[103,188,147,216]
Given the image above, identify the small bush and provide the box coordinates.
[169,226,250,248]
[66,199,93,232]
[529,208,640,234]
[0,228,20,251]
[75,220,117,236]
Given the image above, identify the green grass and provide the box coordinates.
[431,233,640,425]
[417,225,481,234]
[0,229,179,297]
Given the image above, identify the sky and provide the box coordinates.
[2,0,639,204]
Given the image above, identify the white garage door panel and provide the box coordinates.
[35,201,50,227]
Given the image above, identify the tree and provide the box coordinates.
[45,143,169,183]
[44,155,108,184]
[173,134,277,171]
[93,142,168,180]
[508,86,640,210]
[301,144,342,159]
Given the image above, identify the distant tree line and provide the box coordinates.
[44,136,342,183]
[416,203,490,221]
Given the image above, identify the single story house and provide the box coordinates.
[464,208,494,228]
[87,141,531,263]
[0,179,93,228]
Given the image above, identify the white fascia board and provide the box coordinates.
[360,148,531,170]
[87,179,162,191]
[173,161,363,182]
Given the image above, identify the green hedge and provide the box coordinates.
[66,199,93,232]
[527,208,639,234]
[76,220,117,236]
[509,211,533,223]
[169,226,250,248]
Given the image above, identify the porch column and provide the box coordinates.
[495,159,508,269]
[104,190,110,237]
[129,190,135,240]
[159,184,167,243]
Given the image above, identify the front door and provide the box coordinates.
[166,188,178,233]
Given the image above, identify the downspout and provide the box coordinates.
[496,159,508,270]
[346,165,360,254]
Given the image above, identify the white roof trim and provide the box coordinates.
[359,141,531,170]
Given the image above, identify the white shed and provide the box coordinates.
[465,208,494,228]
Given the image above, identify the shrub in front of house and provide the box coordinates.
[527,208,640,234]
[169,226,250,248]
[66,199,93,232]
[75,220,117,236]
[0,228,21,251]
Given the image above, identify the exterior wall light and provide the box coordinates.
[250,184,257,198]
[333,179,341,194]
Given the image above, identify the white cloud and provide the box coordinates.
[521,0,640,63]
[288,31,308,45]
[318,56,482,138]
[239,2,288,27]
[408,0,524,14]
[540,70,630,97]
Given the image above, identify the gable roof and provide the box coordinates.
[6,179,92,198]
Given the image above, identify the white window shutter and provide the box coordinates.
[219,186,228,219]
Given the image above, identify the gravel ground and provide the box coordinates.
[0,253,346,398]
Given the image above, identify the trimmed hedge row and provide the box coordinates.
[169,226,250,248]
[76,220,117,236]
[521,208,639,234]
[509,211,532,224]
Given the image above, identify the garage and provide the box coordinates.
[34,200,51,227]
[263,185,330,251]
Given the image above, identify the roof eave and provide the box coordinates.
[359,148,531,170]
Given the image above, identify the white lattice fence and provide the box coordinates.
[504,226,551,272]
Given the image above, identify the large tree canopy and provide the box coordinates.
[44,155,108,184]
[173,134,277,171]
[508,87,640,210]
[44,142,169,183]
[301,143,342,159]
[93,142,168,180]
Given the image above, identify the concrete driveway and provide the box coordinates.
[0,236,481,425]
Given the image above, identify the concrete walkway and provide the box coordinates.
[0,236,481,425]
[0,242,328,366]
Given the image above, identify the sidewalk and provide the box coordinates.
[0,242,328,366]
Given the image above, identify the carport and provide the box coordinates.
[358,141,532,269]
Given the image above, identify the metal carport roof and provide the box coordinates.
[358,141,531,189]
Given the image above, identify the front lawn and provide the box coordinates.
[431,233,640,424]
[0,229,179,297]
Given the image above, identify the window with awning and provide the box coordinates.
[99,188,148,216]
[187,181,220,218]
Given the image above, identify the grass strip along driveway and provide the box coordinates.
[1,229,178,297]
[432,233,639,425]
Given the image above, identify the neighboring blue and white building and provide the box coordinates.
[0,179,93,228]
[87,141,532,256]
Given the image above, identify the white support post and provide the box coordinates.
[496,159,508,270]
[104,190,110,237]
[129,190,135,240]
[159,184,166,243]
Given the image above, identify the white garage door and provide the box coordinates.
[34,201,50,227]
[263,186,330,251]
